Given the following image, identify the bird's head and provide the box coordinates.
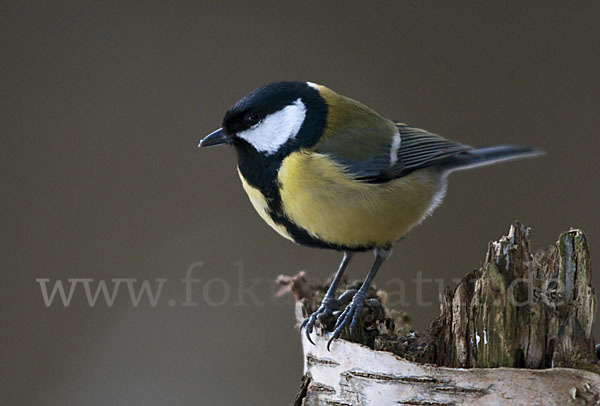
[199,82,327,157]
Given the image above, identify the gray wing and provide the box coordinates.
[353,123,472,183]
[393,124,471,174]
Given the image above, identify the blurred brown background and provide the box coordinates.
[3,1,599,404]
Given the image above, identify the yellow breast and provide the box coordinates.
[277,151,444,249]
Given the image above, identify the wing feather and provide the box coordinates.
[314,119,471,183]
[362,124,472,182]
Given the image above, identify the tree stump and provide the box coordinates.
[281,223,600,405]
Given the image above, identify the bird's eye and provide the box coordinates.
[246,114,260,126]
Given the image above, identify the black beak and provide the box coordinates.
[198,128,230,148]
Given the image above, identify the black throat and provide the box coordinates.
[235,142,283,202]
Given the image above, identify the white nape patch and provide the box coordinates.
[306,82,319,90]
[389,129,401,166]
[237,98,307,155]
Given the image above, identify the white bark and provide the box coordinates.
[297,304,600,406]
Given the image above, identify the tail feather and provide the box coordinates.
[441,145,543,174]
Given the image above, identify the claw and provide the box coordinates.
[299,317,316,345]
[302,324,316,345]
[300,297,341,345]
[326,334,337,351]
[305,325,315,345]
[326,292,366,350]
[300,289,367,349]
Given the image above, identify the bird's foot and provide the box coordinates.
[327,291,367,350]
[301,290,355,345]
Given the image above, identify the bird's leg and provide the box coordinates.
[301,251,354,344]
[327,246,392,350]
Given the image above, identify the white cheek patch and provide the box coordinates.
[237,99,307,155]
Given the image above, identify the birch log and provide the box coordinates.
[281,223,600,405]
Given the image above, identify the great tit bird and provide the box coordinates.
[199,81,541,348]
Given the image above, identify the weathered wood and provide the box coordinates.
[284,223,599,405]
[433,223,597,370]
